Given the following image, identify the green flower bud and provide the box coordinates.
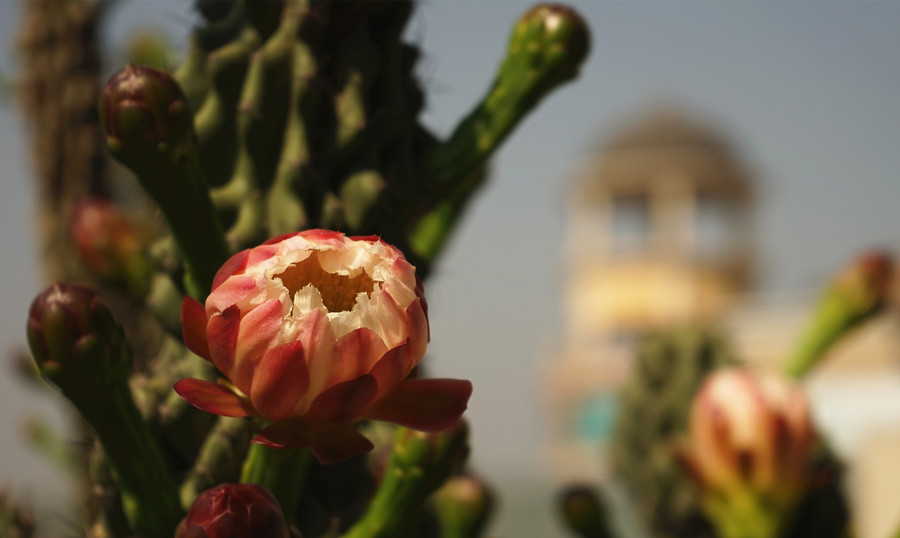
[433,474,495,538]
[515,4,591,84]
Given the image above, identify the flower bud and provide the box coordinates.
[26,282,128,385]
[831,250,893,315]
[176,484,290,538]
[433,474,495,538]
[71,197,152,294]
[514,4,590,84]
[557,484,612,538]
[785,251,894,378]
[677,368,816,536]
[100,64,191,162]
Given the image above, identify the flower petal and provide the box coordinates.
[206,275,257,315]
[207,305,241,375]
[232,299,284,392]
[368,378,472,432]
[174,378,256,417]
[181,296,211,361]
[253,423,314,449]
[405,298,429,361]
[309,427,374,464]
[212,249,250,292]
[336,327,388,380]
[368,340,412,396]
[305,374,378,425]
[250,341,309,422]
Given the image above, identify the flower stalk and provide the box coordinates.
[26,283,183,537]
[240,444,311,527]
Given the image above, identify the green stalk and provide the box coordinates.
[240,443,311,526]
[74,380,183,538]
[180,416,253,509]
[342,425,468,538]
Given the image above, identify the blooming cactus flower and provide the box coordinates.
[678,368,816,509]
[175,229,472,463]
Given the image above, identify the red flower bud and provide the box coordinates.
[26,282,125,378]
[71,197,151,292]
[176,484,290,538]
[100,64,191,158]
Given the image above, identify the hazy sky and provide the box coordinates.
[3,1,900,536]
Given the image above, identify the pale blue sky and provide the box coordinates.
[3,2,900,536]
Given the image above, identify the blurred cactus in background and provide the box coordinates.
[10,0,588,536]
[609,328,736,538]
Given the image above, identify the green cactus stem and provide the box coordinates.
[240,444,311,527]
[27,284,183,537]
[784,252,892,379]
[342,423,469,538]
[180,416,253,509]
[100,64,229,298]
[609,328,735,538]
[409,4,589,261]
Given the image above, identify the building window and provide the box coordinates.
[694,193,734,258]
[611,194,650,253]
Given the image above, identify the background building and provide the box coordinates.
[545,104,900,538]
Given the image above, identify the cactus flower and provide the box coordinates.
[677,368,816,538]
[176,484,291,538]
[71,197,151,293]
[175,229,472,463]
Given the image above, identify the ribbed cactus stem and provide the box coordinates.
[240,444,311,527]
[180,416,253,509]
[211,3,304,248]
[342,424,469,538]
[76,380,184,538]
[422,4,589,198]
[267,39,315,235]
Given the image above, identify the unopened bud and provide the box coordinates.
[26,282,128,385]
[677,368,816,536]
[558,484,612,538]
[71,197,151,294]
[434,474,495,538]
[100,64,192,164]
[396,420,470,491]
[514,4,590,84]
[176,484,291,538]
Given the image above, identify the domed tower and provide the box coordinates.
[545,105,756,479]
[564,106,755,345]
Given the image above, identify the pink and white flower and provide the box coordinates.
[175,229,472,463]
[678,368,815,503]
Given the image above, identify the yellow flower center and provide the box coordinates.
[274,251,375,312]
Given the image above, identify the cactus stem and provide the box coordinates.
[240,443,311,527]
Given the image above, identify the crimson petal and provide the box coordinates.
[305,375,378,425]
[250,341,309,422]
[253,423,314,449]
[174,378,256,417]
[368,378,472,432]
[211,249,249,291]
[207,305,241,374]
[309,427,374,464]
[181,296,211,361]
